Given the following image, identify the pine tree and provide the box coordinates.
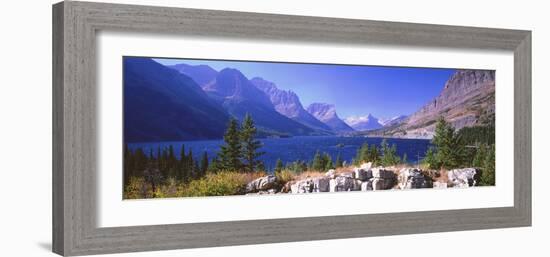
[219,118,243,172]
[257,161,266,172]
[200,151,209,178]
[123,144,133,185]
[194,160,200,180]
[312,150,324,171]
[472,143,487,168]
[480,144,495,186]
[208,156,220,174]
[431,117,467,169]
[187,148,194,179]
[240,114,264,172]
[380,139,400,166]
[275,158,284,174]
[335,153,343,168]
[325,155,334,170]
[178,145,187,182]
[369,144,379,165]
[423,147,438,169]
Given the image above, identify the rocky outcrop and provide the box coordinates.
[448,168,479,188]
[367,70,495,139]
[398,168,433,189]
[291,177,330,193]
[306,103,355,133]
[370,167,397,190]
[245,175,278,193]
[282,165,479,195]
[250,77,334,134]
[344,114,383,131]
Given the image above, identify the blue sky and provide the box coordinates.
[153,58,454,120]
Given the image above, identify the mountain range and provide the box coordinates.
[125,58,494,142]
[366,69,495,138]
[306,103,355,132]
[344,114,383,131]
[123,58,230,142]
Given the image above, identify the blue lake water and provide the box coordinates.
[128,136,432,171]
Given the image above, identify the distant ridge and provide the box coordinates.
[306,103,355,133]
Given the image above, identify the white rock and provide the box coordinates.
[312,177,330,192]
[325,169,336,179]
[246,175,278,193]
[433,181,448,189]
[354,168,372,181]
[360,180,373,191]
[360,162,373,170]
[329,176,357,192]
[398,168,432,189]
[448,168,478,187]
[372,167,395,179]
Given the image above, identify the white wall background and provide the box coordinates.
[0,0,547,256]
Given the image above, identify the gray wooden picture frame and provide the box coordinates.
[52,1,531,256]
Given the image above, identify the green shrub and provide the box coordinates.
[178,171,251,197]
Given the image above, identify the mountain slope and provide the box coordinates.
[124,58,230,142]
[167,63,218,88]
[250,77,334,133]
[306,103,355,132]
[344,114,383,131]
[369,69,495,139]
[380,115,408,127]
[207,69,317,136]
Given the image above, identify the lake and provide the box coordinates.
[128,136,432,171]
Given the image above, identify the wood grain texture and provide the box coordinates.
[52,1,532,256]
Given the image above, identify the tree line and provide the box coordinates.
[423,118,495,185]
[124,114,266,190]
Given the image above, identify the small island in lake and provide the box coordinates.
[123,57,495,199]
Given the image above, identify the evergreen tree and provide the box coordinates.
[480,144,495,186]
[257,161,266,172]
[380,139,400,166]
[218,118,242,172]
[368,144,379,165]
[178,145,188,182]
[431,117,467,169]
[472,143,487,168]
[240,114,264,172]
[312,150,324,171]
[193,160,200,180]
[208,156,220,174]
[325,155,334,170]
[274,158,284,174]
[335,152,344,168]
[402,153,408,164]
[187,148,195,179]
[423,147,438,169]
[354,142,373,165]
[123,144,133,185]
[200,151,209,178]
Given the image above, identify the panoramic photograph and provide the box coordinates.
[122,56,496,199]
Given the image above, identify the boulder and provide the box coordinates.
[433,181,448,189]
[354,168,372,181]
[360,180,373,191]
[371,178,395,190]
[329,176,357,192]
[360,162,373,170]
[312,177,330,192]
[398,168,432,189]
[448,168,479,187]
[246,175,277,193]
[372,167,396,179]
[290,179,313,193]
[325,169,336,179]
